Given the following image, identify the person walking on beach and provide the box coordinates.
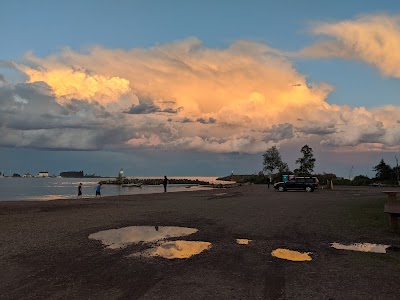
[78,183,82,197]
[163,176,168,193]
[95,182,102,197]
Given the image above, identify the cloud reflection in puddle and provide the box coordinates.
[236,239,252,245]
[89,226,198,249]
[271,248,312,261]
[131,240,212,259]
[331,242,390,254]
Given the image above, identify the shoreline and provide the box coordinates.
[0,176,237,202]
[1,185,400,299]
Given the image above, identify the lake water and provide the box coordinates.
[0,177,229,201]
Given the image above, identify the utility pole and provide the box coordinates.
[348,166,354,180]
[396,156,399,184]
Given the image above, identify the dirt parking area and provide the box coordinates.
[1,185,400,299]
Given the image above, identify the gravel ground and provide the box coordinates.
[1,185,400,300]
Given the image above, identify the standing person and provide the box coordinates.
[78,183,82,197]
[163,176,168,193]
[95,182,102,197]
[267,177,270,189]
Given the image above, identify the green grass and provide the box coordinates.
[347,198,388,229]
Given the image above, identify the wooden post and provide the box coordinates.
[389,214,399,230]
[383,192,400,230]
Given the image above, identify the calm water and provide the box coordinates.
[0,177,228,201]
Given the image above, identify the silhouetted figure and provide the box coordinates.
[95,182,102,197]
[155,226,159,231]
[78,183,82,197]
[267,178,270,189]
[163,176,168,193]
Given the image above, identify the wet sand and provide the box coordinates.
[1,185,400,299]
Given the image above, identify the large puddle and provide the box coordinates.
[131,240,212,259]
[271,248,312,261]
[89,226,198,249]
[331,242,390,254]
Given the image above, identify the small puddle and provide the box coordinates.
[236,239,252,245]
[89,226,198,249]
[131,240,212,259]
[271,248,312,261]
[213,193,228,196]
[331,242,390,254]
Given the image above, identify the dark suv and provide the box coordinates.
[274,177,319,192]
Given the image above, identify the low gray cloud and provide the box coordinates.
[181,117,193,123]
[197,117,216,124]
[263,123,294,142]
[0,60,17,69]
[0,74,6,82]
[296,124,337,135]
[0,81,140,150]
[125,102,179,114]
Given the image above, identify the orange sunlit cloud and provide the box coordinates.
[301,14,400,78]
[15,38,400,153]
[22,67,131,104]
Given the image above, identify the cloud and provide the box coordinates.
[197,117,216,124]
[263,123,294,142]
[300,14,400,78]
[125,102,179,114]
[20,67,131,104]
[296,123,336,135]
[0,82,136,149]
[0,37,398,154]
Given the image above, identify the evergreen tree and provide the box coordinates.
[294,145,316,175]
[373,159,392,181]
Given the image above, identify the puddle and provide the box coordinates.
[236,239,252,245]
[271,248,312,261]
[213,193,228,196]
[331,242,390,254]
[131,240,212,259]
[89,226,198,249]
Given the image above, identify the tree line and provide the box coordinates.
[263,145,315,180]
[260,145,399,186]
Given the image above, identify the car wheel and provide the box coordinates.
[278,186,284,192]
[305,186,313,192]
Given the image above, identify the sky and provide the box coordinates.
[1,0,400,178]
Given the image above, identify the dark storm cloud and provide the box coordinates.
[296,124,337,135]
[263,123,294,142]
[0,81,140,150]
[181,117,193,123]
[125,102,179,114]
[126,103,160,114]
[359,127,386,143]
[162,107,180,113]
[197,117,216,124]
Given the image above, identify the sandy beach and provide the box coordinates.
[1,185,400,299]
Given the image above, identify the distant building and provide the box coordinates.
[22,173,33,178]
[37,171,49,177]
